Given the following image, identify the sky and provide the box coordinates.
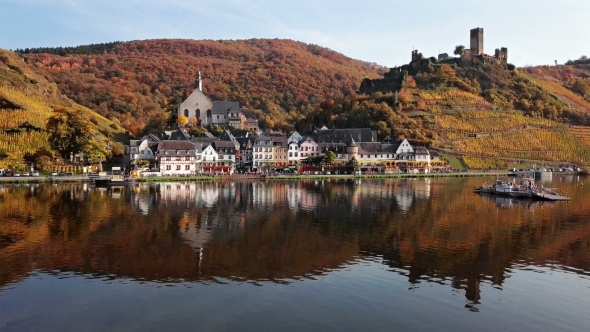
[0,0,588,67]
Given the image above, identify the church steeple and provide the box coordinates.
[197,69,203,91]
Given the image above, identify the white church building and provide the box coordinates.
[178,71,259,131]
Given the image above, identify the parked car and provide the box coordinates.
[32,172,40,177]
[58,172,65,176]
[14,173,21,177]
[66,172,73,176]
[23,172,30,176]
[51,172,58,176]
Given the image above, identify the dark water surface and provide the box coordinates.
[1,177,589,331]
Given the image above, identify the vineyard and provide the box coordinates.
[452,129,590,164]
[0,131,51,155]
[436,110,564,133]
[419,88,490,108]
[571,126,590,147]
[0,86,54,129]
[527,76,590,113]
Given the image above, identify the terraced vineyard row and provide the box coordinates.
[0,110,49,129]
[0,131,51,155]
[527,76,590,113]
[419,88,491,107]
[571,126,590,147]
[453,129,590,164]
[437,111,564,133]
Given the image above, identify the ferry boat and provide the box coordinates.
[475,177,570,201]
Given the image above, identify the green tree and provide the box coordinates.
[324,151,336,165]
[454,45,465,56]
[46,108,93,159]
[85,140,112,171]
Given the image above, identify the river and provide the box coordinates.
[1,177,589,331]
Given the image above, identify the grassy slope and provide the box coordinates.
[0,48,127,157]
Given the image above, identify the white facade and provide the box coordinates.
[299,138,320,158]
[287,143,302,164]
[197,145,219,165]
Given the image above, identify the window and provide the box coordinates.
[217,115,219,119]
[184,109,189,117]
[176,165,181,170]
[166,157,171,161]
[166,165,171,170]
[185,156,190,161]
[185,165,190,170]
[196,109,201,118]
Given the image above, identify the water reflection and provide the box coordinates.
[1,178,590,308]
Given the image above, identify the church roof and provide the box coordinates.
[180,88,213,111]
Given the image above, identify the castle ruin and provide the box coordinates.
[462,27,508,63]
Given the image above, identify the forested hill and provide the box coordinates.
[21,39,385,136]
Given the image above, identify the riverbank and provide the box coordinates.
[1,171,585,184]
[0,172,507,183]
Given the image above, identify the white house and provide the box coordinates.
[252,135,273,171]
[287,142,302,165]
[298,137,320,158]
[156,141,197,176]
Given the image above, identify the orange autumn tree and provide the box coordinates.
[177,114,189,127]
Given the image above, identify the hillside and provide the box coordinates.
[20,39,385,136]
[302,56,590,167]
[0,48,126,170]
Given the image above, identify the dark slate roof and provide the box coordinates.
[254,135,273,147]
[297,136,316,145]
[271,136,288,146]
[214,140,238,149]
[212,101,240,114]
[319,142,347,154]
[415,147,430,155]
[241,108,257,120]
[356,143,398,155]
[219,130,237,142]
[190,137,220,144]
[230,129,249,137]
[236,137,254,149]
[156,140,196,155]
[313,128,375,143]
[166,129,191,141]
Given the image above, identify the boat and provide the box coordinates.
[94,167,137,186]
[475,177,570,201]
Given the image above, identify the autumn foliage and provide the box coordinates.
[23,39,384,136]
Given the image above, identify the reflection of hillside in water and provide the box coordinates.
[1,179,590,305]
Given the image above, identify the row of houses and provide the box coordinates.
[125,127,440,176]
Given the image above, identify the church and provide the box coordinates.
[178,71,259,131]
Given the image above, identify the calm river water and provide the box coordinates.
[1,177,589,331]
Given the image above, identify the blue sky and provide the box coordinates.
[0,0,588,67]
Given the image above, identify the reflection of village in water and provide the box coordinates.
[1,177,589,310]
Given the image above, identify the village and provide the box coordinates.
[123,72,445,177]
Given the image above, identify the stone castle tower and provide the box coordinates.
[470,28,484,55]
[346,136,359,161]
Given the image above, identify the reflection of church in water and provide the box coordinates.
[126,180,483,306]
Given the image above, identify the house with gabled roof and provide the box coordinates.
[156,140,196,176]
